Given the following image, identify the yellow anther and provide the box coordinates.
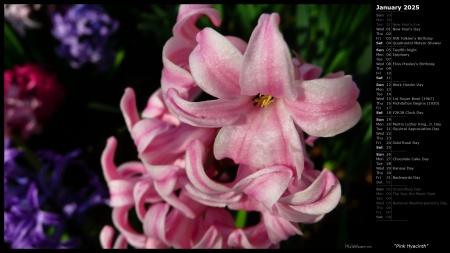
[252,93,275,108]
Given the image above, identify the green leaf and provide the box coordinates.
[4,22,25,60]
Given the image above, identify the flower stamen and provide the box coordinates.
[252,93,275,108]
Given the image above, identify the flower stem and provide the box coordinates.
[235,210,248,228]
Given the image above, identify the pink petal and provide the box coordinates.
[174,5,221,41]
[141,88,179,125]
[154,186,196,219]
[292,59,323,81]
[225,36,247,54]
[130,119,171,157]
[100,225,115,249]
[113,234,129,249]
[184,183,241,207]
[144,237,170,249]
[190,28,243,99]
[108,180,135,207]
[305,135,319,146]
[203,208,236,228]
[120,88,140,132]
[324,71,345,79]
[192,226,223,249]
[101,137,121,182]
[137,122,216,166]
[214,102,304,175]
[166,88,249,127]
[143,203,170,245]
[185,140,233,193]
[232,166,293,209]
[161,37,197,100]
[143,162,179,182]
[227,194,268,213]
[165,209,199,248]
[285,75,362,137]
[278,169,341,215]
[134,181,162,221]
[227,224,273,249]
[154,170,178,195]
[272,204,325,223]
[262,212,302,244]
[240,14,297,101]
[100,226,129,249]
[112,206,148,248]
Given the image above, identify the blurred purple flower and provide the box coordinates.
[51,4,119,71]
[4,139,109,249]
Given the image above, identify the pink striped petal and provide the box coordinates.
[233,166,293,209]
[100,225,115,249]
[262,212,302,244]
[184,184,241,207]
[144,237,170,249]
[185,140,233,193]
[227,194,268,213]
[137,123,216,166]
[174,5,221,41]
[285,75,361,137]
[112,206,148,248]
[154,186,196,219]
[165,210,199,248]
[116,161,146,178]
[101,137,120,181]
[214,101,304,174]
[203,208,236,228]
[293,58,323,81]
[161,37,197,100]
[227,224,273,249]
[100,227,129,249]
[143,203,170,245]
[108,180,135,207]
[134,181,162,221]
[113,234,128,249]
[272,204,325,223]
[279,169,341,215]
[143,162,179,182]
[190,28,243,99]
[130,119,171,157]
[166,88,249,127]
[154,171,178,195]
[192,226,223,249]
[240,14,297,101]
[141,88,179,125]
[120,88,140,132]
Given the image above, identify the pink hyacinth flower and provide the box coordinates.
[166,13,362,176]
[120,88,217,217]
[183,139,341,222]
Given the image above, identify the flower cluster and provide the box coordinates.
[100,4,361,249]
[4,4,42,36]
[4,139,109,249]
[4,64,65,139]
[52,4,119,71]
